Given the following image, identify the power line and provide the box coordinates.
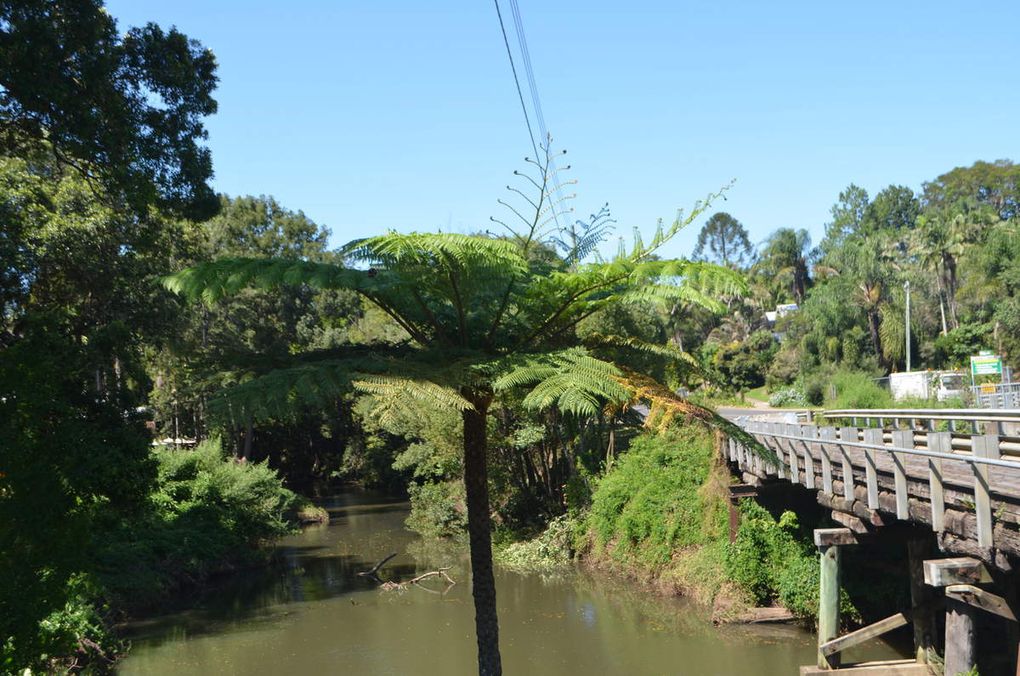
[507,0,568,230]
[493,0,540,162]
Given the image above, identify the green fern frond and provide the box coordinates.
[494,348,629,417]
[163,258,368,304]
[343,232,528,276]
[352,374,472,412]
[582,333,700,370]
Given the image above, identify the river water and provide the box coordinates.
[118,490,900,675]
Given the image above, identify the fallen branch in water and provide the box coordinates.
[379,567,456,594]
[357,552,398,579]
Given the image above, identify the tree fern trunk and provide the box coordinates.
[462,391,501,676]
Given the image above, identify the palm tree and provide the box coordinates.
[165,145,761,675]
[756,228,811,304]
[916,202,997,332]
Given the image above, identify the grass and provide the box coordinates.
[745,385,769,403]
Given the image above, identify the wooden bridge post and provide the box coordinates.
[907,538,936,664]
[972,434,998,549]
[800,424,817,489]
[815,528,856,669]
[837,426,855,501]
[924,558,993,676]
[926,431,949,533]
[862,427,882,510]
[944,598,976,675]
[890,429,911,520]
[818,426,836,494]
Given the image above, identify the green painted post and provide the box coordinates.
[818,544,841,669]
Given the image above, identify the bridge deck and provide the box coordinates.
[727,418,1020,565]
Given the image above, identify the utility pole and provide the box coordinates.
[904,280,911,372]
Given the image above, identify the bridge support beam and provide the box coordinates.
[924,557,991,675]
[944,597,976,676]
[906,537,936,665]
[815,528,856,669]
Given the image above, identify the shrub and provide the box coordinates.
[495,515,575,573]
[725,502,857,622]
[829,371,892,409]
[96,438,300,606]
[803,378,826,406]
[405,480,467,539]
[769,387,807,408]
[588,427,725,567]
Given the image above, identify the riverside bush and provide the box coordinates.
[588,427,727,568]
[768,387,807,408]
[725,501,858,622]
[495,515,575,572]
[9,439,302,672]
[583,426,851,622]
[97,439,300,606]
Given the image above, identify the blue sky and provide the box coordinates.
[105,1,1020,259]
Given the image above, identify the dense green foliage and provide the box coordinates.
[580,428,856,624]
[3,438,299,673]
[588,428,725,566]
[0,0,219,219]
[5,1,1017,672]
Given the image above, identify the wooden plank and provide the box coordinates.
[799,660,929,676]
[786,423,800,485]
[770,422,786,480]
[926,432,948,533]
[818,426,836,494]
[814,527,857,547]
[819,612,909,658]
[945,584,1017,621]
[831,510,869,534]
[944,598,976,676]
[728,437,736,461]
[801,424,817,489]
[863,428,882,510]
[923,557,992,587]
[890,430,911,520]
[972,434,997,549]
[729,484,758,498]
[838,426,855,501]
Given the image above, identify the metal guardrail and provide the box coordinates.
[822,408,1020,435]
[970,383,1020,409]
[824,408,1020,423]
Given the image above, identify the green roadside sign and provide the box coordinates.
[970,354,1003,376]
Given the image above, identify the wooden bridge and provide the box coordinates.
[723,408,1020,675]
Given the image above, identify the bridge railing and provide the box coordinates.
[726,412,1020,555]
[821,407,1020,434]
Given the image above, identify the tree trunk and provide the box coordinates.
[462,390,501,676]
[241,418,253,460]
[945,254,959,329]
[867,309,886,370]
